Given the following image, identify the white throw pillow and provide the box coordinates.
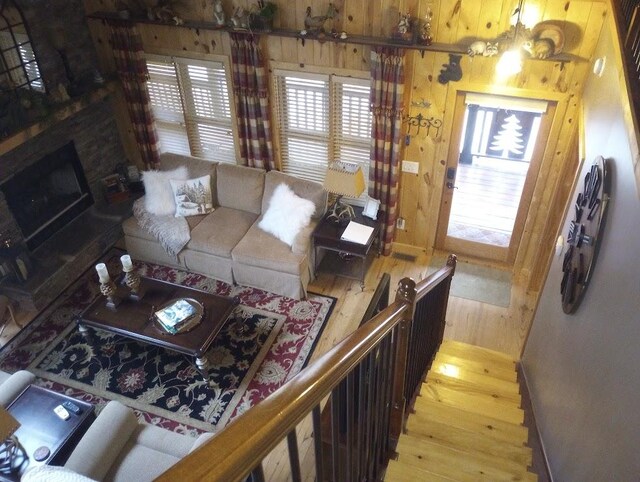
[21,465,98,482]
[259,183,315,246]
[142,166,189,216]
[170,175,214,217]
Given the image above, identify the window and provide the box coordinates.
[146,55,236,163]
[274,70,371,200]
[0,1,44,93]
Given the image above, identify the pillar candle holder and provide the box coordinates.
[99,279,120,310]
[124,270,144,301]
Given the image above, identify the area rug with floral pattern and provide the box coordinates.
[0,249,335,435]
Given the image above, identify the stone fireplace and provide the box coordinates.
[1,141,94,251]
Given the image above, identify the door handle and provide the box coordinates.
[446,182,458,189]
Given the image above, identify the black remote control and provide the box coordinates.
[62,400,81,415]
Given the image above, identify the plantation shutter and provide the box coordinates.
[331,76,371,204]
[146,55,190,155]
[275,71,329,183]
[175,58,235,163]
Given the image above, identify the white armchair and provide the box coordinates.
[0,369,35,407]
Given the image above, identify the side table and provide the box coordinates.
[312,207,381,289]
[2,385,94,480]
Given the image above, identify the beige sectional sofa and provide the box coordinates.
[122,154,327,300]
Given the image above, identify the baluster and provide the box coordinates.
[250,463,265,482]
[312,405,324,482]
[346,371,354,482]
[330,384,342,482]
[287,429,302,482]
[357,357,366,480]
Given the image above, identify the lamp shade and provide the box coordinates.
[323,162,365,198]
[0,407,20,442]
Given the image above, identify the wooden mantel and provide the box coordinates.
[0,83,115,157]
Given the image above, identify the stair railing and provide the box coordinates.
[157,255,456,482]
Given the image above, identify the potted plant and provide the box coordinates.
[250,1,277,31]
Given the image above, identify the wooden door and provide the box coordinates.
[435,92,556,264]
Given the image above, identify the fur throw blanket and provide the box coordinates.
[133,198,190,258]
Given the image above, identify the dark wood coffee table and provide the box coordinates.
[2,385,94,480]
[77,276,238,383]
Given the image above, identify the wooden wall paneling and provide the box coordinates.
[512,95,571,283]
[344,0,365,36]
[435,0,462,45]
[527,117,580,292]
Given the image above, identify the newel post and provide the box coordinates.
[389,277,417,443]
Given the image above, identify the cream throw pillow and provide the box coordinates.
[142,166,189,216]
[259,183,315,246]
[170,175,214,217]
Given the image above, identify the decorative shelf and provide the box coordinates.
[0,83,115,157]
[88,11,582,63]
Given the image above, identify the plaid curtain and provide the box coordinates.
[370,47,405,255]
[108,20,160,169]
[230,33,275,170]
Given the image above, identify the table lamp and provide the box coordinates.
[323,161,365,223]
[0,407,23,474]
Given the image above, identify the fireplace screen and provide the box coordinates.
[1,141,94,250]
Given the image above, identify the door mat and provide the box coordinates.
[428,254,512,308]
[0,249,336,434]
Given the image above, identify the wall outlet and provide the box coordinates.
[396,217,406,230]
[402,160,419,174]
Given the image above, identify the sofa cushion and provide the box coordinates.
[160,152,218,202]
[142,166,189,216]
[216,163,265,214]
[188,207,258,257]
[258,183,315,246]
[170,175,214,217]
[123,212,206,242]
[232,223,307,276]
[65,401,139,481]
[21,465,98,482]
[262,170,327,219]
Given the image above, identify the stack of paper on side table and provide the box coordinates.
[340,221,374,244]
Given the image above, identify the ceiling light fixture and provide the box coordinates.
[496,0,526,78]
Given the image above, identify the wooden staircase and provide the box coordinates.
[385,340,537,482]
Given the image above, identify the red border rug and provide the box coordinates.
[0,249,335,435]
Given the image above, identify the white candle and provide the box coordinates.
[95,263,110,283]
[120,254,133,272]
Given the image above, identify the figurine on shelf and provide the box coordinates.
[392,12,414,44]
[304,3,338,36]
[213,0,225,27]
[417,8,432,46]
[230,6,250,30]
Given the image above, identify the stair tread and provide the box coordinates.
[427,371,522,403]
[396,435,536,482]
[434,353,518,382]
[430,360,521,395]
[419,382,525,425]
[406,416,532,466]
[410,399,529,445]
[386,460,459,482]
[441,339,516,364]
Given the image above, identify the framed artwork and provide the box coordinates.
[363,198,380,220]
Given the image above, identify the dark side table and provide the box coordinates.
[312,207,381,290]
[2,385,94,480]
